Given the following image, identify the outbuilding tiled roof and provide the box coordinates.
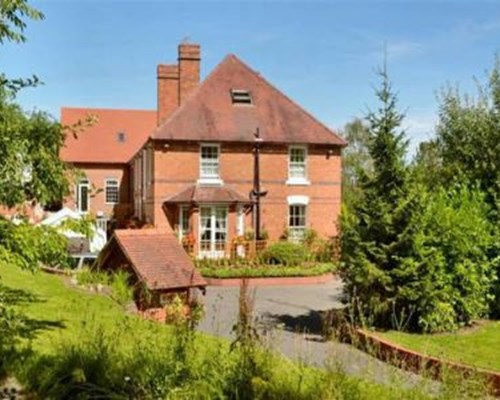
[60,108,156,163]
[108,229,206,291]
[164,185,252,205]
[151,55,346,146]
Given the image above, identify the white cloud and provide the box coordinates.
[403,111,437,156]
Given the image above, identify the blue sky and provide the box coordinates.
[3,0,500,153]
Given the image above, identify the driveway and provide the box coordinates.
[198,279,425,388]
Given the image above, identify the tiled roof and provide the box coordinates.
[110,229,206,290]
[60,108,156,163]
[152,55,346,146]
[165,185,252,204]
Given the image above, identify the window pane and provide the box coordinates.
[80,185,88,212]
[289,147,307,179]
[105,180,119,204]
[288,204,306,242]
[201,145,220,178]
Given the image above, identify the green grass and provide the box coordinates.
[376,321,500,372]
[199,262,335,278]
[0,264,183,354]
[0,263,483,399]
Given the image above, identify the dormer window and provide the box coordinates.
[230,89,252,105]
[117,132,126,142]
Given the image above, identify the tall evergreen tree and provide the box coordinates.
[340,65,413,328]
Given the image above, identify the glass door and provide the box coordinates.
[199,206,227,258]
[77,180,90,213]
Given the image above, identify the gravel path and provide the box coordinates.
[198,279,426,388]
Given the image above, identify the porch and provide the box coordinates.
[163,185,263,259]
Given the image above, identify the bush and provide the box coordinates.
[259,241,310,266]
[110,271,133,306]
[199,263,335,279]
[341,185,497,333]
[0,217,70,270]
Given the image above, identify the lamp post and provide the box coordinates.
[252,128,266,240]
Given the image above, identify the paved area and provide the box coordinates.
[198,280,426,388]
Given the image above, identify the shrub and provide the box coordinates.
[0,217,70,270]
[75,267,109,287]
[259,241,310,266]
[341,185,497,333]
[110,271,133,306]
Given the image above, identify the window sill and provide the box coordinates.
[197,177,224,186]
[286,178,310,186]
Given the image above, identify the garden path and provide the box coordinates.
[198,279,427,388]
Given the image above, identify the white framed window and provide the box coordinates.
[236,205,245,236]
[287,145,309,185]
[105,179,119,204]
[288,204,307,243]
[76,179,90,213]
[178,206,190,240]
[199,206,228,258]
[199,144,222,184]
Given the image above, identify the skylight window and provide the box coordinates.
[230,89,253,105]
[117,132,126,143]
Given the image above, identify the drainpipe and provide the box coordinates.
[253,128,264,240]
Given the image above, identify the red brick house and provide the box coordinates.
[62,43,346,259]
[60,108,156,232]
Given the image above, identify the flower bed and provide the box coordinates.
[198,262,335,279]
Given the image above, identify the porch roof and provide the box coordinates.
[164,185,252,205]
[98,229,206,291]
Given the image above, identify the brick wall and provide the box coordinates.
[147,142,341,243]
[64,163,132,225]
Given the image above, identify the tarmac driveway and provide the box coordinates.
[198,279,425,388]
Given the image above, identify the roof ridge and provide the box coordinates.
[61,107,156,113]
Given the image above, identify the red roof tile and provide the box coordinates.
[110,229,206,290]
[165,185,252,204]
[60,108,156,163]
[152,55,346,146]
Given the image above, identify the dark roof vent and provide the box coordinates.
[230,89,252,105]
[117,132,126,143]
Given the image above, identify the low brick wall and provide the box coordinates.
[205,273,335,287]
[355,329,500,396]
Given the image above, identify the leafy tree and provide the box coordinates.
[0,1,77,376]
[340,118,372,208]
[432,58,500,317]
[436,58,500,219]
[411,140,442,190]
[340,66,497,332]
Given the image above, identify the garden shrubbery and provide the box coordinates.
[259,241,311,266]
[13,309,443,400]
[0,217,70,270]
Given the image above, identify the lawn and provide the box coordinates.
[376,321,500,372]
[0,264,179,353]
[0,264,445,399]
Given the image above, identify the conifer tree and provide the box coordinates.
[340,65,414,328]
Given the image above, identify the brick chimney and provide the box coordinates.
[157,64,179,126]
[178,43,200,105]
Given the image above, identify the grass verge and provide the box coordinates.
[376,321,500,372]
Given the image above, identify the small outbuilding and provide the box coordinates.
[96,229,207,309]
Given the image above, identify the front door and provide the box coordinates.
[199,206,228,258]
